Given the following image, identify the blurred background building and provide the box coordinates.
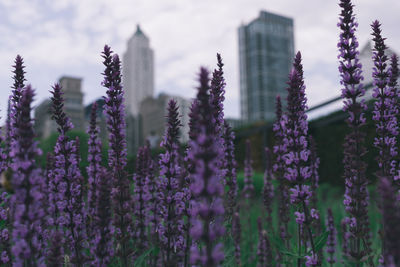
[139,93,190,148]
[35,76,85,139]
[239,10,294,123]
[123,25,155,154]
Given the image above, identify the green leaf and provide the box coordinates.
[312,231,329,253]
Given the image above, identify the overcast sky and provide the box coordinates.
[0,0,399,123]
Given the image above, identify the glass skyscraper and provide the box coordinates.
[239,11,294,122]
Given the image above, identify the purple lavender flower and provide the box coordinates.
[326,208,336,266]
[0,191,11,265]
[50,83,87,265]
[210,54,226,134]
[4,100,12,168]
[371,20,398,179]
[283,52,319,264]
[10,85,45,266]
[305,253,318,267]
[183,98,201,267]
[273,95,290,246]
[86,102,103,240]
[232,210,241,267]
[257,218,272,267]
[340,219,349,259]
[189,68,225,266]
[12,55,26,92]
[378,177,400,265]
[133,146,150,255]
[243,139,254,199]
[92,169,114,266]
[47,231,64,267]
[223,120,238,221]
[158,99,185,266]
[101,45,131,265]
[308,137,322,263]
[263,147,274,230]
[338,0,372,262]
[309,138,320,211]
[7,55,26,170]
[142,142,160,266]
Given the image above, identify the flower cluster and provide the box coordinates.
[273,95,291,245]
[10,86,45,266]
[3,3,400,264]
[101,45,131,265]
[157,99,185,265]
[371,20,398,179]
[223,120,238,221]
[50,83,87,265]
[338,0,372,262]
[189,68,225,266]
[87,102,103,239]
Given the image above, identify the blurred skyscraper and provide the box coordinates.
[238,11,294,122]
[123,24,154,154]
[123,24,155,116]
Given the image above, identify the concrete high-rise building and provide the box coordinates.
[239,11,294,122]
[123,24,154,154]
[123,24,154,117]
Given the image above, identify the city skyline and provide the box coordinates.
[0,0,399,124]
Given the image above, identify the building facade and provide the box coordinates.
[139,93,190,148]
[239,10,294,122]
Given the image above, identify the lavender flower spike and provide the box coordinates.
[371,20,398,179]
[243,139,254,199]
[283,52,318,265]
[263,147,274,230]
[101,45,131,265]
[87,102,103,240]
[210,53,226,134]
[232,210,241,267]
[8,55,27,167]
[378,177,400,265]
[0,191,11,265]
[326,208,336,266]
[50,83,87,265]
[273,95,290,246]
[338,0,372,262]
[223,120,238,221]
[190,68,225,266]
[10,85,45,266]
[158,99,185,266]
[257,218,272,267]
[133,146,149,255]
[92,169,114,266]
